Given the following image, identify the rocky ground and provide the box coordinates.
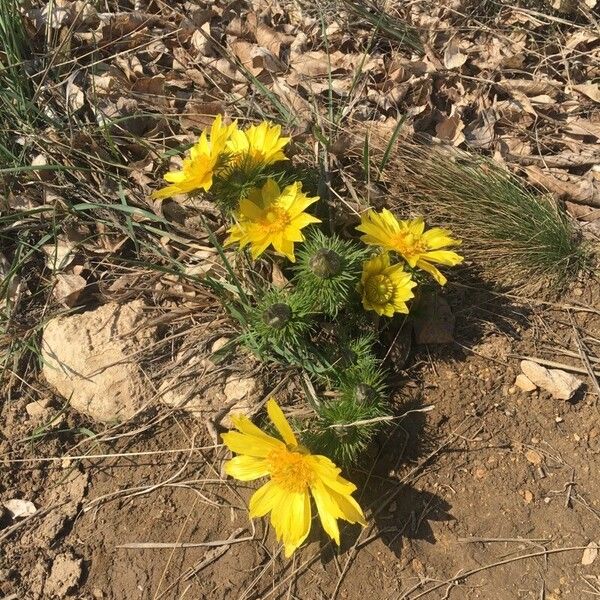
[1,0,599,598]
[2,277,600,599]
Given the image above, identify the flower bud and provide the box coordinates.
[354,383,377,405]
[262,303,292,329]
[309,248,343,279]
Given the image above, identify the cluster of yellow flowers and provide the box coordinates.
[356,210,463,316]
[153,116,319,263]
[152,116,465,557]
[154,116,463,319]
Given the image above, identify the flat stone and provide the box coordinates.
[515,373,537,392]
[520,360,583,400]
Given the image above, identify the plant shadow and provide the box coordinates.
[315,394,453,561]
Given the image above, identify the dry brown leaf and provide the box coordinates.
[190,23,213,56]
[443,37,467,70]
[180,100,226,130]
[271,78,313,123]
[500,79,561,97]
[251,46,286,73]
[526,166,600,207]
[435,112,465,146]
[255,23,293,56]
[54,273,87,307]
[572,83,600,103]
[464,108,497,149]
[231,40,263,76]
[66,77,85,113]
[291,50,333,78]
[565,29,599,49]
[43,240,76,273]
[566,118,600,139]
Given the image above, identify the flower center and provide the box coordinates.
[365,274,394,305]
[391,232,425,258]
[261,205,290,233]
[267,446,315,493]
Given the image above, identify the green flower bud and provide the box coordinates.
[262,303,292,329]
[354,383,377,405]
[309,248,343,279]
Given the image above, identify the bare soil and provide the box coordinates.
[2,279,599,600]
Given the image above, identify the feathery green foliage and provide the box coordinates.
[305,335,389,464]
[293,230,368,316]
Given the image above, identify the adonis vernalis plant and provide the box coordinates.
[152,115,467,554]
[357,209,463,286]
[225,178,320,262]
[222,398,366,557]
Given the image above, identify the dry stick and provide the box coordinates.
[569,312,600,403]
[153,493,201,600]
[397,545,590,600]
[1,446,220,465]
[546,346,600,365]
[117,536,253,550]
[458,537,551,544]
[154,530,249,600]
[509,354,600,378]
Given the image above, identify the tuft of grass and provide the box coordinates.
[0,0,42,168]
[391,141,588,295]
[339,0,423,54]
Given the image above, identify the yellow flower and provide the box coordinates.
[225,179,320,262]
[359,253,417,317]
[152,115,237,199]
[356,209,463,285]
[222,398,367,557]
[226,121,290,167]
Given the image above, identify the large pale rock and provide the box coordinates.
[42,301,156,422]
[520,360,583,400]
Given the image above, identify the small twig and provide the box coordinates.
[327,405,435,429]
[116,535,253,550]
[458,537,551,544]
[155,528,248,600]
[398,546,590,599]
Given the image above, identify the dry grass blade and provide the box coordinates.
[390,141,589,296]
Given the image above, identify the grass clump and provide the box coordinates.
[392,142,588,295]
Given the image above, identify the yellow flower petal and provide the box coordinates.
[422,249,464,266]
[221,430,281,458]
[281,492,311,558]
[324,486,366,526]
[310,479,341,545]
[249,480,285,518]
[267,398,297,447]
[225,455,270,481]
[415,259,447,286]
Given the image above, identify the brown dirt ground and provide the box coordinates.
[2,277,600,600]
